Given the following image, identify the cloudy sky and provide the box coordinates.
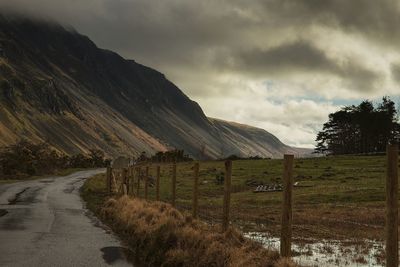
[2,0,400,148]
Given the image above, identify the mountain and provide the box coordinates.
[210,118,310,158]
[0,15,310,159]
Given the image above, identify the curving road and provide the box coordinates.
[0,170,133,267]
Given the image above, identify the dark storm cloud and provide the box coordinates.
[232,41,337,73]
[259,0,400,47]
[0,0,397,65]
[218,40,381,92]
[0,0,393,96]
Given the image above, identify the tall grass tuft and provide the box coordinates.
[101,196,298,267]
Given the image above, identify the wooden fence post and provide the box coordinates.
[130,167,135,195]
[222,160,232,232]
[171,162,177,207]
[136,167,141,197]
[386,143,399,267]
[106,167,112,193]
[144,166,149,200]
[280,154,294,258]
[192,162,199,218]
[126,168,130,194]
[156,165,161,201]
[122,168,128,195]
[128,167,132,194]
[111,171,117,193]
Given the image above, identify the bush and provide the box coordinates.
[151,149,193,163]
[0,140,110,178]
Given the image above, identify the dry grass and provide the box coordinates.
[100,196,298,267]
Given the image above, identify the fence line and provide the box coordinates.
[106,146,399,263]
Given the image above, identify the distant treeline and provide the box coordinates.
[223,154,267,161]
[149,149,193,163]
[315,97,400,155]
[0,141,110,178]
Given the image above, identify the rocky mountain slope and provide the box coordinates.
[0,15,310,159]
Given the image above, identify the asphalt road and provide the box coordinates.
[0,170,133,267]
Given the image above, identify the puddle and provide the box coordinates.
[245,232,385,266]
[0,209,28,230]
[7,187,30,205]
[8,187,42,204]
[100,246,131,264]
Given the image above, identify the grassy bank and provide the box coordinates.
[81,175,296,267]
[80,173,110,213]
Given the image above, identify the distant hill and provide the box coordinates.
[0,14,311,159]
[210,118,311,158]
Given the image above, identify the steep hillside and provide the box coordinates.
[0,15,310,158]
[210,118,309,158]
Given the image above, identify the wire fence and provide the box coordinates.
[106,145,399,265]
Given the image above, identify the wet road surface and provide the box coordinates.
[0,170,133,267]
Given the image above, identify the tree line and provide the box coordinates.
[0,141,110,178]
[149,149,193,163]
[315,97,400,155]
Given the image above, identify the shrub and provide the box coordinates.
[0,140,110,178]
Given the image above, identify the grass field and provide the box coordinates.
[117,155,398,242]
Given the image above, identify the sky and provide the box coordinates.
[1,0,400,148]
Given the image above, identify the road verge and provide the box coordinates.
[81,174,297,267]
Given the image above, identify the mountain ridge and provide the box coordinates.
[0,14,311,159]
